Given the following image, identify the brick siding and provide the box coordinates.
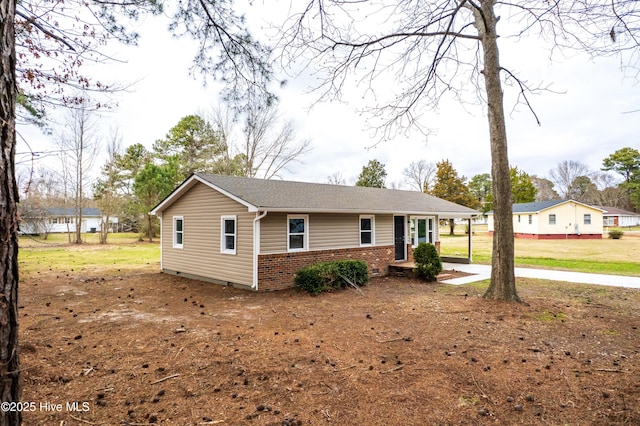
[257,245,397,291]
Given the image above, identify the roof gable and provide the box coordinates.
[151,173,479,217]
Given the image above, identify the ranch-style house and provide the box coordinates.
[151,174,479,291]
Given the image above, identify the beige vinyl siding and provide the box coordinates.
[309,213,359,250]
[161,182,254,286]
[259,212,288,254]
[375,214,393,245]
[260,212,394,254]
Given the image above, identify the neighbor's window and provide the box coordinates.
[528,215,533,225]
[221,215,237,254]
[173,216,184,249]
[52,218,59,224]
[360,215,375,246]
[287,215,308,251]
[549,214,556,225]
[584,214,591,225]
[518,215,521,223]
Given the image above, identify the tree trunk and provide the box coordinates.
[448,219,455,236]
[477,1,519,301]
[0,0,22,423]
[147,214,153,242]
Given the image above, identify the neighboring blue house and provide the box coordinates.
[20,207,118,234]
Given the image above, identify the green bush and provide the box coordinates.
[413,242,443,281]
[608,229,624,239]
[295,260,369,295]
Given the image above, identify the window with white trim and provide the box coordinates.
[221,215,237,254]
[549,214,556,225]
[409,216,434,247]
[528,215,533,225]
[173,216,184,249]
[287,215,308,252]
[584,214,591,225]
[359,215,375,246]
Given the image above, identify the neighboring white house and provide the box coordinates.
[593,206,640,228]
[487,200,604,239]
[20,207,118,235]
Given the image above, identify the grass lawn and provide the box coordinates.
[18,233,160,277]
[439,226,640,276]
[19,228,640,278]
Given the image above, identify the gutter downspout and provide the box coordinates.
[253,210,268,290]
[157,213,163,271]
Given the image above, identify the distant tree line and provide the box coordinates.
[19,103,311,243]
[344,146,640,228]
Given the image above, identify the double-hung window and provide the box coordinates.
[549,214,556,225]
[359,215,375,246]
[221,215,237,255]
[528,215,533,225]
[584,214,591,225]
[287,215,308,252]
[173,216,184,249]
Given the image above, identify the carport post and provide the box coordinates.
[468,218,473,263]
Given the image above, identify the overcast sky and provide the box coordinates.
[15,3,640,190]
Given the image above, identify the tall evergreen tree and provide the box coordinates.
[430,160,478,235]
[510,167,536,204]
[356,159,387,188]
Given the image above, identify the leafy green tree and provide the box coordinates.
[430,160,478,235]
[356,159,387,188]
[469,173,492,214]
[510,167,536,204]
[602,147,640,184]
[153,115,226,184]
[602,147,640,211]
[132,163,178,242]
[629,179,640,212]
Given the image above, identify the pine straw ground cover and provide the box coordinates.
[18,264,639,425]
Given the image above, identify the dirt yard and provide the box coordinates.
[18,264,640,425]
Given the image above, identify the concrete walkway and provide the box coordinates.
[440,262,640,289]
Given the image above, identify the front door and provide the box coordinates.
[393,216,406,261]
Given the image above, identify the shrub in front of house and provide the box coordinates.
[608,229,624,239]
[413,242,443,281]
[295,260,369,295]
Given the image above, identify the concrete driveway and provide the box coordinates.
[440,262,640,289]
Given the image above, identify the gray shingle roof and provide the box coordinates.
[511,200,568,213]
[593,206,640,216]
[153,174,479,217]
[47,207,102,216]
